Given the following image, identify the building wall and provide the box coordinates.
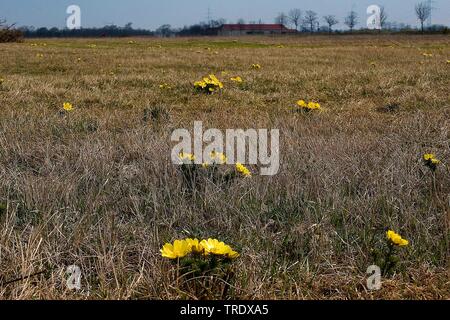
[218,29,284,36]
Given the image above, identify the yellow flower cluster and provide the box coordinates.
[236,163,251,177]
[251,64,261,70]
[296,100,321,112]
[422,52,433,57]
[423,153,440,170]
[63,102,74,112]
[386,230,409,247]
[194,74,224,93]
[31,43,47,47]
[179,152,196,163]
[203,151,227,167]
[161,238,239,259]
[36,53,44,58]
[159,83,172,90]
[230,76,243,83]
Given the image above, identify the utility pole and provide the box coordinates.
[207,7,212,27]
[427,0,437,27]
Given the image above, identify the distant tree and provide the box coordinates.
[323,15,338,33]
[303,10,318,33]
[156,24,172,37]
[275,12,289,26]
[211,19,226,27]
[124,22,133,30]
[288,9,302,31]
[237,18,246,25]
[0,18,23,42]
[0,18,16,30]
[344,10,358,32]
[415,2,431,33]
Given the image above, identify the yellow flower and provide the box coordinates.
[386,230,409,247]
[185,238,204,254]
[422,52,433,57]
[423,153,440,170]
[179,152,196,163]
[209,74,223,88]
[211,151,227,164]
[236,163,251,177]
[297,100,307,107]
[194,81,207,89]
[230,76,243,83]
[194,74,223,93]
[63,102,74,112]
[159,83,172,90]
[0,78,4,85]
[297,100,321,111]
[36,53,44,58]
[251,64,261,69]
[447,60,450,64]
[200,239,239,259]
[160,240,191,259]
[203,151,227,166]
[308,101,317,109]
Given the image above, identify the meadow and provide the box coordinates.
[0,34,449,299]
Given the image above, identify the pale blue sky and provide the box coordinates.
[1,0,448,29]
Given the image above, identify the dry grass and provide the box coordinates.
[0,35,449,300]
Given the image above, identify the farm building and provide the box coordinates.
[214,24,297,36]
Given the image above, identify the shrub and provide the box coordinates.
[0,29,23,43]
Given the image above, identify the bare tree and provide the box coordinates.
[415,2,431,33]
[275,12,289,26]
[303,10,318,33]
[288,9,302,31]
[344,10,358,32]
[0,18,16,30]
[323,15,339,33]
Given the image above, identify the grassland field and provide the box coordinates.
[0,34,449,299]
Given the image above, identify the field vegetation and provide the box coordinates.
[0,35,449,299]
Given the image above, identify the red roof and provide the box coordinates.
[220,24,295,32]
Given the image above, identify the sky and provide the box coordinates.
[1,0,449,30]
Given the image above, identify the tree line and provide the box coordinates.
[275,2,443,33]
[0,1,447,41]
